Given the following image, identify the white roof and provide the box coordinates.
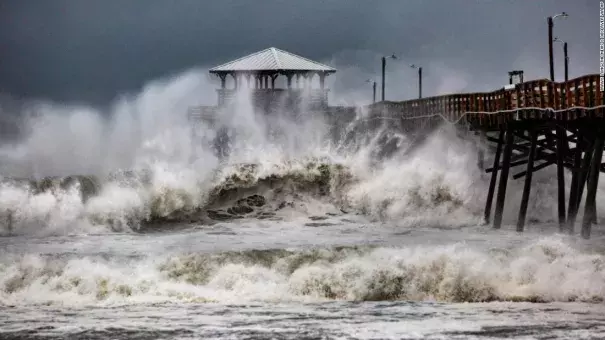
[209,47,336,73]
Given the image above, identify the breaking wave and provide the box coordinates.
[0,132,496,236]
[2,237,605,306]
[0,68,602,236]
[0,158,353,234]
[0,111,491,235]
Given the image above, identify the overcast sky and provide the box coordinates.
[0,0,598,106]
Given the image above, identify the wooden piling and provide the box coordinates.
[581,134,604,239]
[494,125,515,229]
[517,127,538,232]
[566,128,583,234]
[555,126,567,232]
[576,139,594,212]
[484,128,504,224]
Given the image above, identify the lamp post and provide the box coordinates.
[410,64,422,99]
[366,79,377,104]
[553,37,569,82]
[548,12,569,81]
[548,12,569,231]
[381,54,397,102]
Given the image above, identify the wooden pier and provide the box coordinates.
[367,73,604,238]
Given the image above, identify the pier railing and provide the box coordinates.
[367,74,604,130]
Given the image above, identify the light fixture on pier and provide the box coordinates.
[547,12,570,231]
[366,79,377,104]
[553,37,569,82]
[409,64,423,99]
[381,54,398,102]
[548,12,569,81]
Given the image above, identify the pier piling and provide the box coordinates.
[517,127,538,232]
[484,128,504,224]
[566,128,583,233]
[556,126,568,231]
[581,134,603,239]
[493,126,515,229]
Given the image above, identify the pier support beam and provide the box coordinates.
[556,126,567,232]
[517,127,538,232]
[581,134,603,239]
[494,125,515,229]
[566,128,583,234]
[484,128,504,224]
[576,139,594,213]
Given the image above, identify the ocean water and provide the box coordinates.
[1,70,604,339]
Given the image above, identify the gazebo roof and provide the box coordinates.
[209,47,336,74]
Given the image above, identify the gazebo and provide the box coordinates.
[209,47,336,111]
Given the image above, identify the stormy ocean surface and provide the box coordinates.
[1,71,605,339]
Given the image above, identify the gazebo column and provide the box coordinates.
[219,74,227,89]
[304,73,312,89]
[264,75,269,89]
[296,74,301,88]
[271,74,278,89]
[232,72,238,90]
[245,74,251,88]
[319,72,325,89]
[286,74,293,89]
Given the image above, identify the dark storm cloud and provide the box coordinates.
[0,0,598,105]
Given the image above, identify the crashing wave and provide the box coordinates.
[0,158,361,234]
[0,124,585,234]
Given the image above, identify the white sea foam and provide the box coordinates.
[1,236,604,306]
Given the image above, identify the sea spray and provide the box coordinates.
[0,68,601,235]
[0,122,596,234]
